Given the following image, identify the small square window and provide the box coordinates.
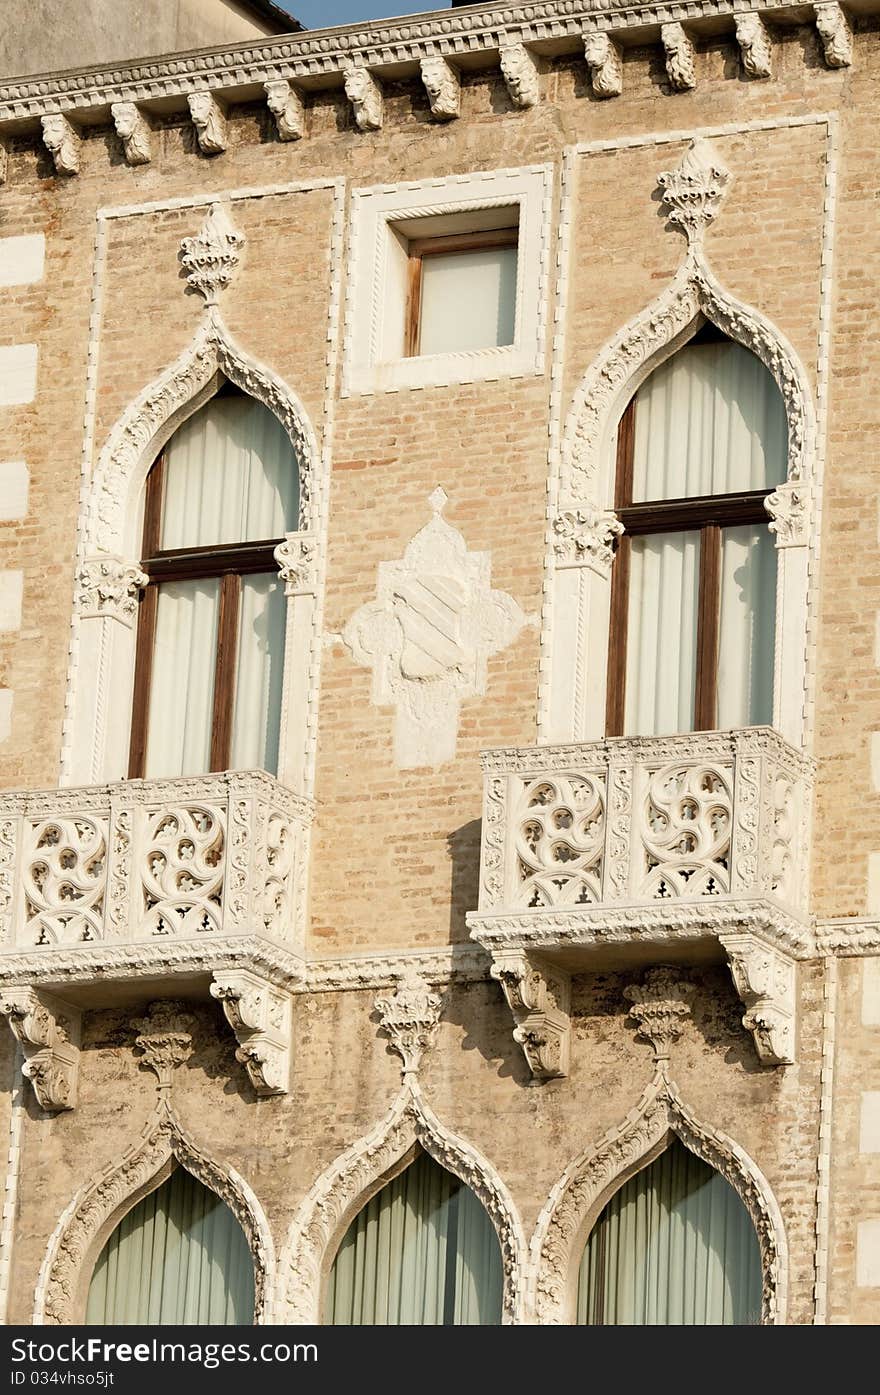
[404,226,519,358]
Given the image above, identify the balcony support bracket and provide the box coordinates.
[0,987,82,1111]
[719,932,796,1066]
[489,949,571,1080]
[210,968,292,1097]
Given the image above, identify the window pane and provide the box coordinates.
[717,525,777,729]
[230,573,287,775]
[160,396,300,549]
[576,1139,762,1325]
[631,342,788,502]
[86,1167,254,1325]
[418,246,517,356]
[144,578,219,778]
[624,531,700,737]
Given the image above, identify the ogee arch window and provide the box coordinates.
[576,1138,762,1325]
[607,329,787,737]
[325,1150,503,1325]
[86,1166,255,1325]
[129,386,300,780]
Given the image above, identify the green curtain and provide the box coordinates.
[86,1166,255,1325]
[324,1151,503,1325]
[577,1139,762,1325]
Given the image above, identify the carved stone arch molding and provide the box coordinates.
[530,1073,788,1326]
[33,1104,277,1325]
[280,1084,528,1324]
[65,312,323,787]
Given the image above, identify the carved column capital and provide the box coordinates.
[274,534,318,595]
[624,968,695,1063]
[658,139,731,247]
[132,1001,195,1091]
[0,989,81,1111]
[375,968,442,1078]
[75,554,147,625]
[815,3,853,67]
[735,13,773,78]
[211,970,291,1096]
[551,507,623,576]
[41,114,80,175]
[180,204,245,306]
[583,32,623,98]
[264,80,305,141]
[343,63,383,132]
[490,950,571,1080]
[187,90,228,154]
[661,22,697,91]
[111,103,151,165]
[499,40,540,108]
[764,482,811,548]
[720,932,796,1065]
[420,55,461,120]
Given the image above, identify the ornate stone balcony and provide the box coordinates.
[0,771,312,1107]
[467,728,814,1078]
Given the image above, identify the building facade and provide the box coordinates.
[0,0,878,1326]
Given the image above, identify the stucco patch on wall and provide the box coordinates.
[0,691,12,744]
[0,345,37,406]
[857,1219,880,1287]
[0,572,23,633]
[0,462,28,521]
[0,234,44,288]
[863,960,880,1027]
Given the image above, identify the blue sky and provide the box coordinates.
[282,2,451,25]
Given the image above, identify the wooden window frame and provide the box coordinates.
[404,226,520,359]
[127,449,284,779]
[605,395,774,738]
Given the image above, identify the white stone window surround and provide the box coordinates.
[342,165,553,397]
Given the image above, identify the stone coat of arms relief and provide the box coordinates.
[343,489,529,768]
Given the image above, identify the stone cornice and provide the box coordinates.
[0,0,867,128]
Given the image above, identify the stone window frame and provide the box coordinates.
[342,164,553,397]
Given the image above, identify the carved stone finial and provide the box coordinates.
[583,32,623,98]
[111,103,151,165]
[624,969,696,1062]
[764,482,810,548]
[132,1001,194,1090]
[187,90,228,154]
[264,79,305,141]
[658,138,731,247]
[210,970,291,1096]
[552,507,624,576]
[720,933,796,1066]
[661,22,697,90]
[75,554,148,625]
[815,2,853,67]
[343,63,383,132]
[180,203,245,307]
[41,114,80,176]
[420,55,461,120]
[0,989,81,1111]
[490,950,571,1080]
[274,534,317,595]
[499,39,540,108]
[735,13,773,78]
[375,969,442,1078]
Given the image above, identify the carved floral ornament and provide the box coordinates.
[180,203,245,307]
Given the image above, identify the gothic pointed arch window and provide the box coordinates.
[128,384,300,779]
[324,1150,503,1325]
[606,327,787,736]
[576,1138,762,1325]
[85,1166,255,1325]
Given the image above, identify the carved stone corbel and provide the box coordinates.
[583,32,623,98]
[110,103,151,165]
[661,22,697,90]
[210,970,291,1096]
[815,3,853,67]
[734,13,773,78]
[274,534,317,596]
[499,40,540,108]
[551,507,623,577]
[74,554,147,626]
[490,950,571,1080]
[41,114,80,176]
[343,63,383,132]
[0,989,81,1111]
[264,80,305,141]
[375,968,442,1078]
[719,932,796,1065]
[420,55,461,120]
[187,90,228,155]
[764,482,810,548]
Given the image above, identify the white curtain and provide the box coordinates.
[145,578,219,778]
[230,573,287,773]
[576,1139,762,1325]
[324,1152,503,1324]
[160,395,300,548]
[86,1167,255,1325]
[717,524,777,729]
[624,531,700,738]
[419,247,517,356]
